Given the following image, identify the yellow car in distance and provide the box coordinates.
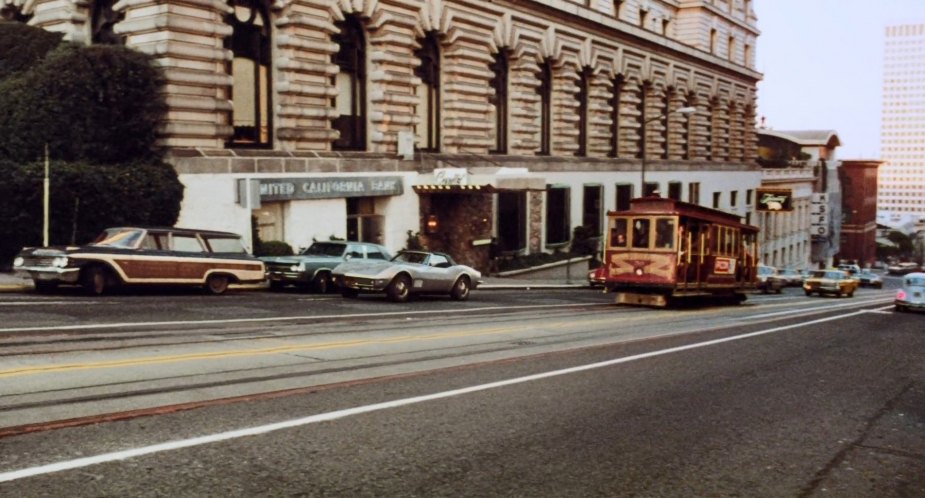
[803,269,860,298]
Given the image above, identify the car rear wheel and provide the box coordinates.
[847,290,855,298]
[341,288,359,298]
[896,304,906,312]
[804,290,812,296]
[268,280,285,291]
[80,266,109,296]
[450,276,471,301]
[387,274,411,303]
[205,274,230,295]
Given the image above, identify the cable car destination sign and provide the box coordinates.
[755,188,793,212]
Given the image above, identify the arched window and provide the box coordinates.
[332,16,366,151]
[536,59,553,155]
[415,32,440,152]
[489,50,509,154]
[91,0,125,44]
[575,66,592,157]
[225,0,272,147]
[683,95,696,160]
[609,75,624,158]
[636,83,648,160]
[705,100,715,160]
[660,90,672,159]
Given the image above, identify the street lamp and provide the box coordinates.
[640,106,697,196]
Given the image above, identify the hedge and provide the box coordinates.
[0,161,184,267]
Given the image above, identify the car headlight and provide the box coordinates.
[52,256,68,268]
[13,256,24,268]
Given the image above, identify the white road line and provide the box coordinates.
[0,303,608,334]
[0,308,867,483]
[745,297,893,319]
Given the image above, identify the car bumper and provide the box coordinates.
[266,271,312,284]
[15,267,81,284]
[335,275,390,292]
[896,299,925,309]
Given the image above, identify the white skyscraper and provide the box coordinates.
[879,23,925,228]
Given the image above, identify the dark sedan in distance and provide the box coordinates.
[856,269,883,288]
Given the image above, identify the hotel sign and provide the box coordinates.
[259,176,404,201]
[755,188,793,212]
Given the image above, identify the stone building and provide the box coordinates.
[2,0,762,271]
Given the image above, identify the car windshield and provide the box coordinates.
[810,271,829,278]
[905,277,925,287]
[301,243,346,257]
[91,228,145,248]
[758,266,775,275]
[393,252,428,264]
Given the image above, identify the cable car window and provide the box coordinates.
[655,218,675,249]
[610,218,628,247]
[632,218,650,248]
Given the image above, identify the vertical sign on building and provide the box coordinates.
[810,193,829,238]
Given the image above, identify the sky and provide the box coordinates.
[754,0,925,159]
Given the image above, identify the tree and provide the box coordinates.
[0,43,167,164]
[0,22,63,80]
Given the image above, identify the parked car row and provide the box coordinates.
[12,227,481,302]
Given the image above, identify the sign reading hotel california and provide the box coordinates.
[259,176,404,201]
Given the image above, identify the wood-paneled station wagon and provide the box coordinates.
[13,227,265,295]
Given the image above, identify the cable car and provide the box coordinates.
[602,196,759,307]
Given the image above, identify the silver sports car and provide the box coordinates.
[331,250,482,302]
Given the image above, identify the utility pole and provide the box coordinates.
[43,143,50,247]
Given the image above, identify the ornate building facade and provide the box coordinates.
[3,0,762,270]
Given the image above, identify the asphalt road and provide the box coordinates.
[1,280,922,496]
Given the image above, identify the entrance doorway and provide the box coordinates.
[497,191,526,252]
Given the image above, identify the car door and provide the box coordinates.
[171,232,210,281]
[420,253,454,292]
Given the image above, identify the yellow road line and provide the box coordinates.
[0,310,680,379]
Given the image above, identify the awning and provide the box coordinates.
[414,167,547,194]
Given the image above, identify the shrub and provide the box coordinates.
[255,240,294,257]
[0,160,183,265]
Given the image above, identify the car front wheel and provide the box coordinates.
[450,276,471,301]
[387,274,411,303]
[80,266,109,296]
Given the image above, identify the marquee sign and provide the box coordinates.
[755,188,793,212]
